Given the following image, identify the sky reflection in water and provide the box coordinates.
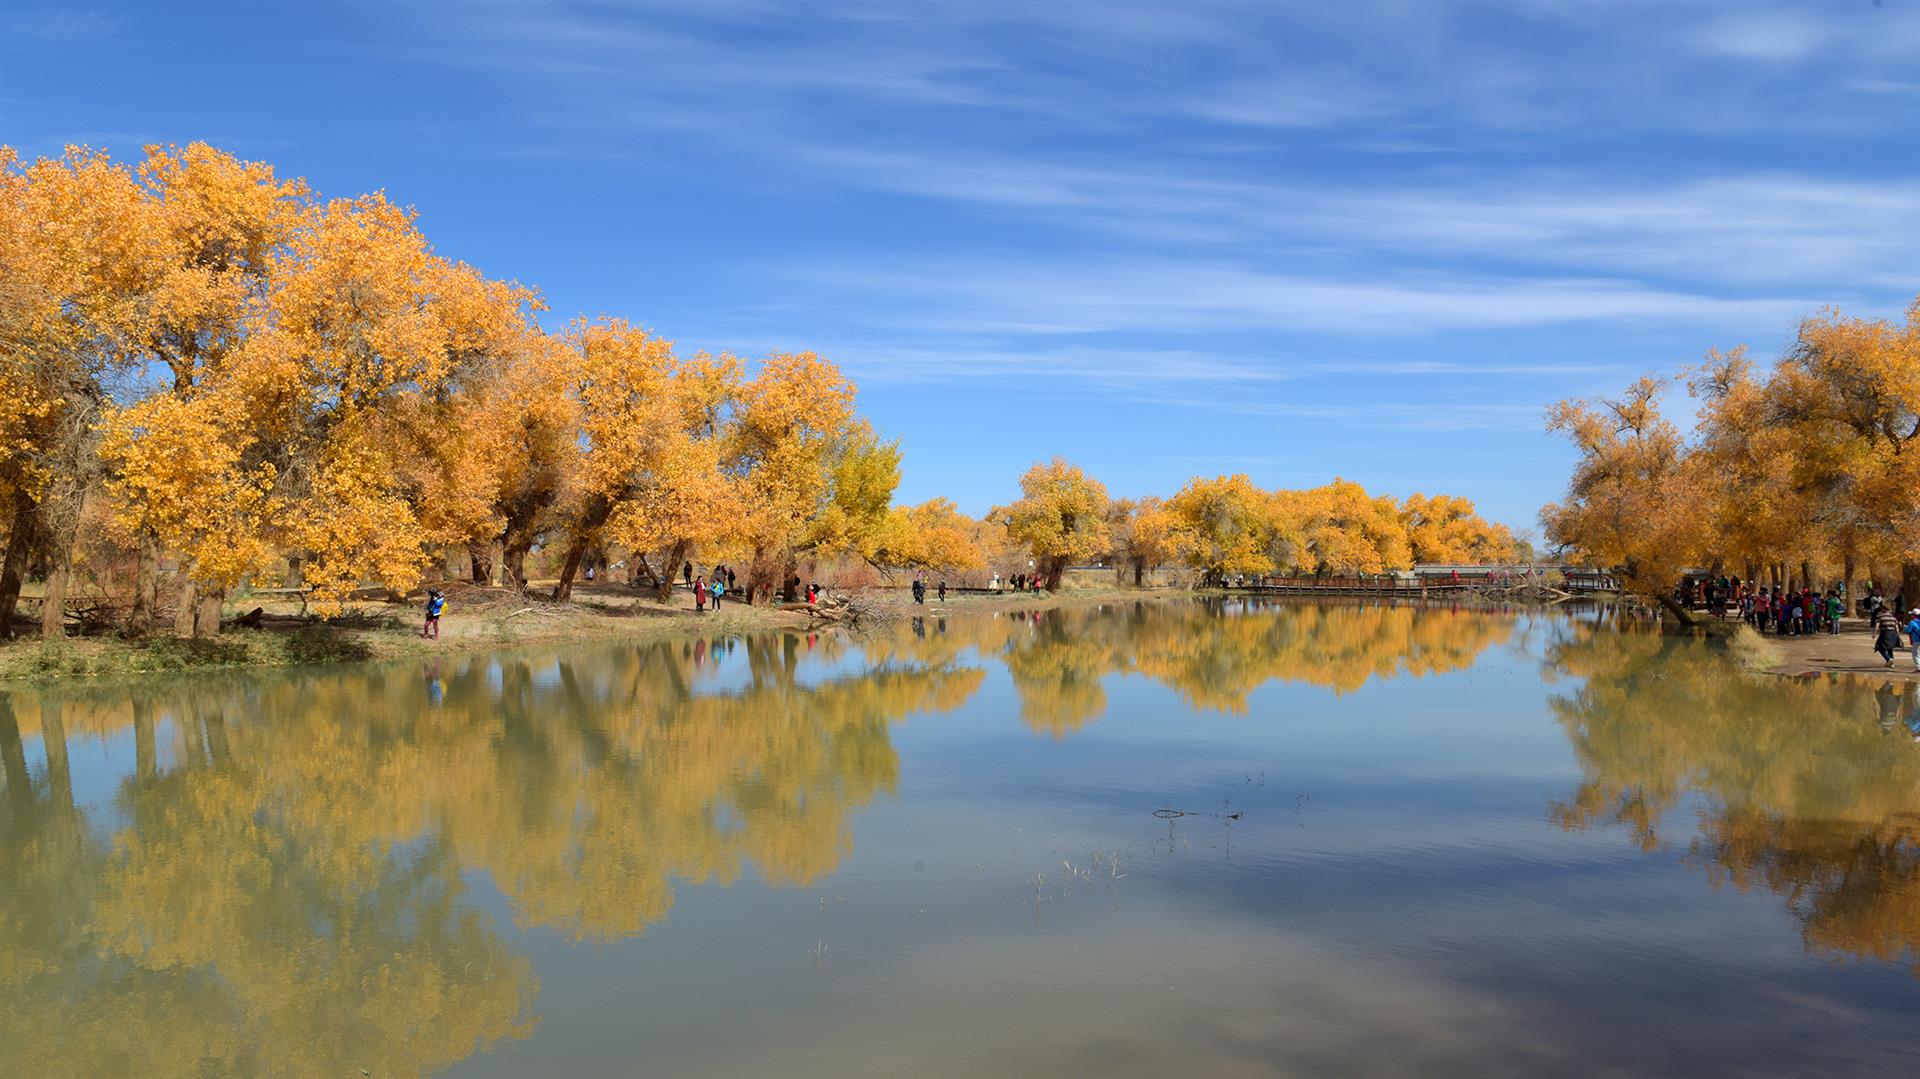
[4,599,1920,1077]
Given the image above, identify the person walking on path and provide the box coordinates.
[1871,604,1902,667]
[1904,609,1920,671]
[683,562,693,589]
[912,577,926,604]
[937,580,948,603]
[422,588,446,640]
[694,574,708,613]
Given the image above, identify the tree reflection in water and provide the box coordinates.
[1547,620,1920,976]
[0,632,980,1077]
[872,598,1519,734]
[0,600,1522,1075]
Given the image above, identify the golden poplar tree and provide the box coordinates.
[1005,458,1111,590]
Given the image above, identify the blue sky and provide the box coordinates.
[6,0,1920,532]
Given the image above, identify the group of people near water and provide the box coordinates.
[1688,577,1849,636]
[1683,575,1920,669]
[683,563,824,611]
[686,562,737,612]
[988,573,1044,592]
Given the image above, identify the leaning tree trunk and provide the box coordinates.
[1042,555,1068,591]
[654,541,688,603]
[551,537,590,601]
[1654,591,1699,627]
[0,490,39,639]
[630,553,658,589]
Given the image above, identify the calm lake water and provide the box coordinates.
[6,599,1920,1077]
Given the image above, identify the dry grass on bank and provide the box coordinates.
[0,576,1180,683]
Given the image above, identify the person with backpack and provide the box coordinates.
[422,588,447,640]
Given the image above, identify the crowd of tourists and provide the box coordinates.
[1682,575,1920,669]
[1684,577,1849,636]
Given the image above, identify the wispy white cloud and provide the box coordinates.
[1134,396,1550,433]
[1693,11,1832,61]
[789,258,1813,337]
[751,342,1620,388]
[3,4,116,44]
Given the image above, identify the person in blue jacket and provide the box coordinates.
[423,588,447,640]
[1903,608,1920,671]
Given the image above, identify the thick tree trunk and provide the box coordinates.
[174,575,198,638]
[551,537,589,601]
[39,559,69,640]
[1845,554,1857,607]
[468,542,495,585]
[654,541,688,603]
[1800,560,1814,593]
[1042,555,1068,591]
[1901,561,1920,612]
[501,539,532,590]
[195,583,224,637]
[129,529,159,635]
[1133,559,1145,587]
[0,490,39,639]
